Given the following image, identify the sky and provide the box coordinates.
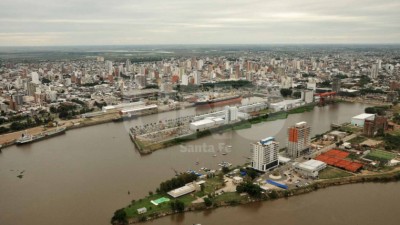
[0,0,399,46]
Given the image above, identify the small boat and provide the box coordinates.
[222,153,227,155]
[226,145,232,148]
[213,154,217,157]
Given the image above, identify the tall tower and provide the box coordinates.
[370,64,379,79]
[251,137,279,171]
[332,77,341,93]
[287,121,311,158]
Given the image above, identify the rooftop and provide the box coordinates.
[352,113,375,120]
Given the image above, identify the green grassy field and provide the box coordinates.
[214,192,245,205]
[348,136,367,144]
[365,150,395,162]
[318,166,353,179]
[124,193,195,218]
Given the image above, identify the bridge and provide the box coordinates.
[315,92,337,106]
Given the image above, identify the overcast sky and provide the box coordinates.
[0,0,399,46]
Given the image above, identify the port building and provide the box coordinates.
[287,121,311,158]
[119,104,158,117]
[189,117,225,131]
[251,137,279,171]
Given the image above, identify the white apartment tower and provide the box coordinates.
[224,106,238,124]
[251,137,279,171]
[287,121,311,158]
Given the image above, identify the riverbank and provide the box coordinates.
[0,104,186,149]
[119,167,400,224]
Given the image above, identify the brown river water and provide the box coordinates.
[2,101,397,225]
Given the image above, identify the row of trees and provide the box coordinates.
[280,88,301,99]
[158,173,198,193]
[0,114,54,135]
[364,106,389,116]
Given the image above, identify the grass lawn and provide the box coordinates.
[365,150,395,162]
[348,136,367,144]
[318,166,354,180]
[347,152,361,160]
[204,177,224,194]
[339,125,362,134]
[214,192,245,205]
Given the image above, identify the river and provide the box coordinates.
[2,101,396,225]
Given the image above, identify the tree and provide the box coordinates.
[204,197,213,207]
[170,200,185,212]
[222,166,230,174]
[293,91,301,99]
[280,88,292,98]
[10,121,25,131]
[236,182,263,198]
[111,208,127,224]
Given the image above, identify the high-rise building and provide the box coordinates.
[301,90,314,103]
[287,121,311,158]
[30,72,40,84]
[193,71,201,85]
[126,59,131,72]
[370,64,379,79]
[224,106,238,124]
[181,74,189,86]
[134,74,146,88]
[251,137,279,171]
[332,77,341,93]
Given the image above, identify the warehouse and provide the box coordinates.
[292,159,327,178]
[189,117,225,131]
[351,113,375,127]
[167,182,201,198]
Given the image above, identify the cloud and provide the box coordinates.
[0,0,399,45]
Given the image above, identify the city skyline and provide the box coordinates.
[0,0,399,46]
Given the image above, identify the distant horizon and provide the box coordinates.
[1,43,400,48]
[1,0,399,46]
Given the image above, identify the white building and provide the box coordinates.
[251,137,279,171]
[292,159,326,178]
[193,71,201,85]
[232,176,243,185]
[269,99,304,112]
[167,181,201,198]
[181,74,189,85]
[224,106,238,123]
[301,90,314,103]
[137,207,147,214]
[30,72,40,84]
[351,113,375,127]
[189,117,225,131]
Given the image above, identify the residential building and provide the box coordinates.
[363,116,388,137]
[287,121,311,158]
[332,77,341,93]
[251,137,279,171]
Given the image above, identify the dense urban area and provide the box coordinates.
[1,45,400,224]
